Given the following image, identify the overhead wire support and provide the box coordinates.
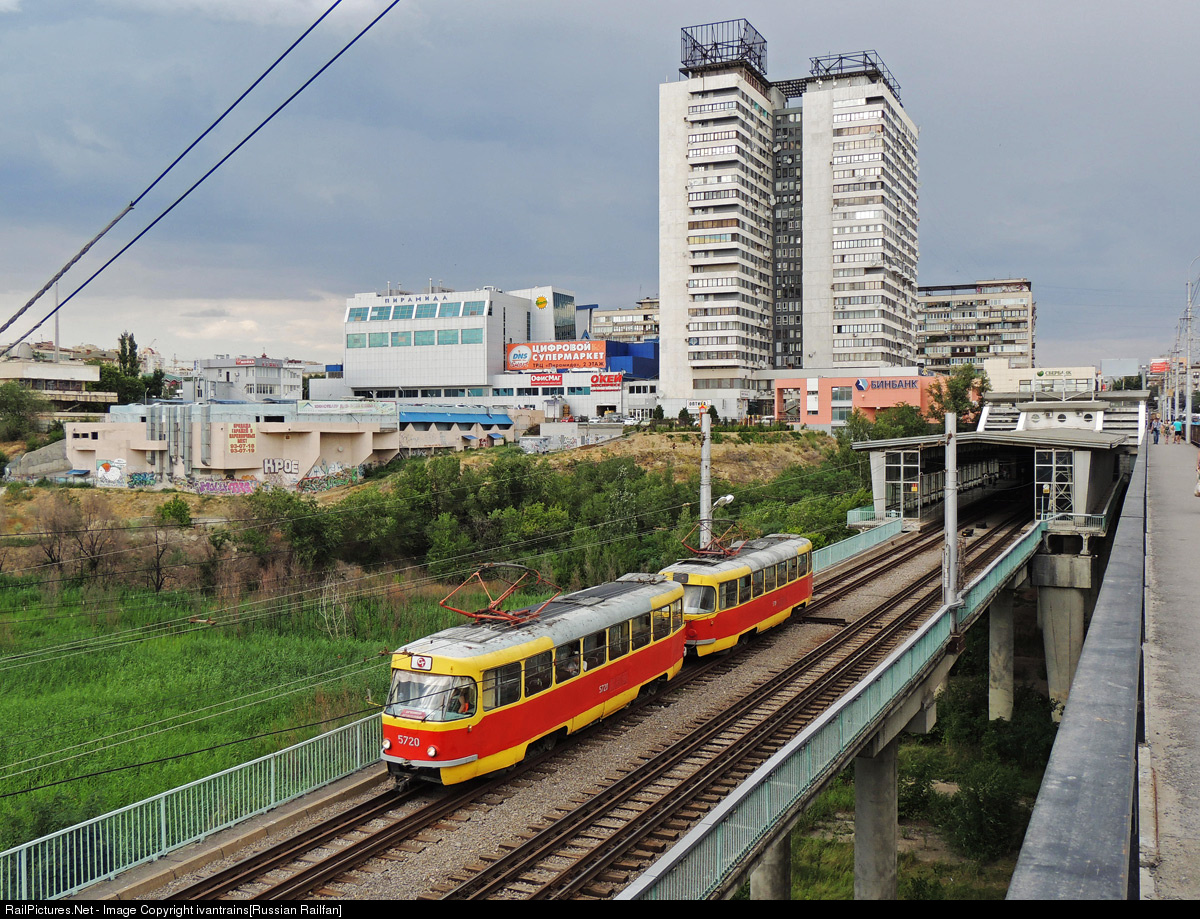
[0,0,346,346]
[0,0,401,356]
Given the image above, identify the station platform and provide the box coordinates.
[1142,437,1200,898]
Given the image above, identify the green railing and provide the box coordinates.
[0,716,381,900]
[622,520,1047,900]
[845,505,877,524]
[813,518,902,572]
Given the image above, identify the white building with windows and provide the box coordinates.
[658,21,919,418]
[313,283,661,421]
[918,279,1036,372]
[187,355,304,402]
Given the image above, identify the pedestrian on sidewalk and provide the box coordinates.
[1174,418,1184,444]
[1152,417,1161,444]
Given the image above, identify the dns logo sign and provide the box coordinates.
[507,345,533,368]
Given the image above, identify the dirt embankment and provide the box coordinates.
[463,429,833,482]
[0,431,833,535]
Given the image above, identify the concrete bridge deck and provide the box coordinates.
[1143,438,1200,898]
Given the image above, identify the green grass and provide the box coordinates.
[0,580,511,851]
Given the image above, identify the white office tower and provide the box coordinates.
[774,53,919,369]
[659,23,918,416]
[660,21,780,418]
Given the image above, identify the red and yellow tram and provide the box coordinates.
[381,573,685,785]
[660,533,813,656]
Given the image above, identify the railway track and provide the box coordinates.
[164,510,1022,901]
[427,512,1028,899]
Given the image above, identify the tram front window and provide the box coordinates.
[682,585,716,615]
[385,671,476,722]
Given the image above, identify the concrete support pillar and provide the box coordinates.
[854,735,898,900]
[750,833,791,900]
[1039,585,1087,720]
[989,590,1015,721]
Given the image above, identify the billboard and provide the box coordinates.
[506,340,607,371]
[590,372,623,392]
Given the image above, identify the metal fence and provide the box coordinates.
[845,505,877,524]
[813,517,903,572]
[622,519,1049,900]
[1,517,905,900]
[0,716,380,900]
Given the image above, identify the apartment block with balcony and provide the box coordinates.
[917,279,1036,372]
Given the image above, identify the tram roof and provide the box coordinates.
[851,430,1130,452]
[396,573,680,660]
[661,534,810,577]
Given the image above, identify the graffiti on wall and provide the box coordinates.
[263,458,300,475]
[192,479,258,496]
[297,461,360,494]
[96,459,126,486]
[167,477,259,495]
[126,472,157,488]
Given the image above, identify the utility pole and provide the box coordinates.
[944,412,960,634]
[700,410,712,549]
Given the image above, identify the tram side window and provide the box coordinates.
[631,614,651,650]
[788,557,798,581]
[609,621,630,659]
[525,651,553,697]
[738,575,752,605]
[752,569,764,597]
[798,552,810,577]
[776,561,788,586]
[555,641,581,683]
[720,580,738,611]
[652,605,671,640]
[583,631,606,671]
[764,564,776,592]
[671,598,683,631]
[482,662,522,711]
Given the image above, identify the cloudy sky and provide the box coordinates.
[2,0,1197,369]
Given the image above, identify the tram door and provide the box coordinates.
[884,450,921,522]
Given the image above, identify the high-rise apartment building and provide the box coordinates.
[917,279,1036,372]
[659,21,919,417]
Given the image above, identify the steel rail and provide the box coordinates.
[440,515,1028,899]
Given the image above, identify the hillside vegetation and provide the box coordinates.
[0,428,873,852]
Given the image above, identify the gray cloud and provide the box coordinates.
[1,0,1196,369]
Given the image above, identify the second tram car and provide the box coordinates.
[660,534,813,656]
[381,573,685,785]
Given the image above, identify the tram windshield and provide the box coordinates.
[682,584,716,615]
[385,671,477,722]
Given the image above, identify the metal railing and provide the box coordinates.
[1008,449,1145,899]
[813,517,902,572]
[0,716,381,900]
[1040,474,1128,532]
[0,516,908,900]
[623,519,1049,900]
[845,504,877,524]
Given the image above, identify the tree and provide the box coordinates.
[874,403,936,440]
[117,331,139,377]
[707,404,719,424]
[0,382,50,439]
[652,404,665,422]
[927,364,991,431]
[1108,375,1144,391]
[677,406,693,426]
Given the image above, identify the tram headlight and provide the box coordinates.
[426,745,439,758]
[381,739,392,751]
